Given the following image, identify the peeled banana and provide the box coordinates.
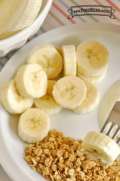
[82,131,120,163]
[76,41,109,76]
[27,43,63,79]
[0,79,33,114]
[61,45,76,76]
[0,0,20,38]
[77,71,106,84]
[99,80,120,129]
[0,0,42,40]
[34,80,62,116]
[52,75,87,109]
[15,64,47,98]
[18,108,50,143]
[72,80,99,114]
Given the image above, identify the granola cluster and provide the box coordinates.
[25,129,120,181]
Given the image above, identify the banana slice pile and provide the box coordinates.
[77,41,109,84]
[0,41,109,144]
[82,131,120,163]
[0,0,42,40]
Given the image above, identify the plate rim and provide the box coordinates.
[0,23,120,181]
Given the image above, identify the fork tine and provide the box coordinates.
[116,137,120,144]
[106,123,115,136]
[112,126,120,139]
[100,101,120,146]
[100,118,110,133]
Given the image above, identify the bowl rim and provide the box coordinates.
[0,0,52,44]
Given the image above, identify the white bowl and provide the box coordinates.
[0,0,52,57]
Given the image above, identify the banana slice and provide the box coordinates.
[0,0,4,4]
[72,80,99,114]
[15,64,47,98]
[26,43,63,79]
[76,41,109,76]
[0,79,33,114]
[61,45,76,76]
[0,0,42,40]
[77,71,106,84]
[52,76,87,109]
[54,45,62,55]
[18,108,50,143]
[34,80,62,116]
[82,131,120,163]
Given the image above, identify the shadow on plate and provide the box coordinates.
[9,113,20,136]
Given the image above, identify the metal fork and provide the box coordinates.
[100,101,120,144]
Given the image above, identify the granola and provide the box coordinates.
[24,129,120,181]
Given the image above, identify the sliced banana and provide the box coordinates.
[0,0,4,4]
[52,76,87,109]
[72,80,99,114]
[77,71,106,84]
[0,0,42,40]
[61,45,76,76]
[82,131,120,163]
[54,45,62,55]
[76,41,109,76]
[26,43,63,79]
[18,108,50,143]
[34,80,62,116]
[15,64,47,98]
[0,79,33,114]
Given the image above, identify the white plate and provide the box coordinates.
[0,23,120,181]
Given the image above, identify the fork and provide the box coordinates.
[100,101,120,144]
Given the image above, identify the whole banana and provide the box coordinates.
[0,0,42,40]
